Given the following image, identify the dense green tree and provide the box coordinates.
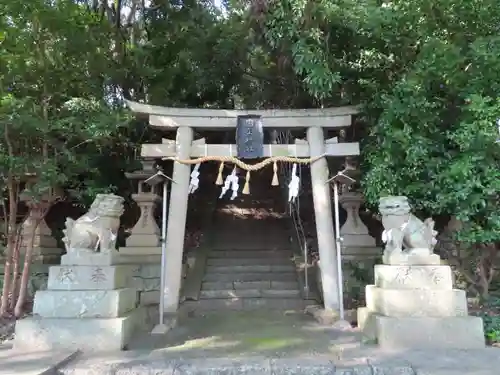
[3,0,500,309]
[260,0,500,297]
[360,0,500,298]
[0,0,131,316]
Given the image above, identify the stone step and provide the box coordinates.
[14,309,143,352]
[199,289,301,299]
[33,288,137,318]
[181,298,312,311]
[207,258,291,266]
[209,250,293,259]
[211,245,292,251]
[203,272,297,283]
[206,264,296,273]
[373,316,485,349]
[202,280,299,290]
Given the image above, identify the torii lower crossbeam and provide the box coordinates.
[141,139,360,159]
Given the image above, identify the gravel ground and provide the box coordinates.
[0,298,32,345]
[0,317,15,344]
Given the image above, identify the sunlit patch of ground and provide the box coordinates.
[218,205,287,219]
[131,310,361,359]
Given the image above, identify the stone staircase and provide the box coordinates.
[181,182,317,312]
[196,246,310,310]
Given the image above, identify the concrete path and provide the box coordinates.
[0,342,77,375]
[1,312,499,374]
[128,310,360,355]
[56,346,500,375]
[55,311,499,375]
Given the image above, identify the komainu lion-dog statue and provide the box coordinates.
[62,194,124,254]
[379,196,438,265]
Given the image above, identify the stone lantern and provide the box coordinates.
[339,192,375,248]
[121,160,161,259]
[17,186,63,297]
[19,187,63,264]
[120,160,163,306]
[338,190,380,263]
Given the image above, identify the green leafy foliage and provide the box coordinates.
[2,0,500,333]
[480,297,500,344]
[0,95,129,197]
[259,0,500,248]
[0,0,138,202]
[259,0,500,325]
[362,21,500,246]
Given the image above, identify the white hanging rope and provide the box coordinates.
[188,163,201,194]
[188,144,207,195]
[219,173,231,199]
[288,163,300,203]
[273,130,309,296]
[229,167,239,200]
[274,130,307,254]
[219,165,239,200]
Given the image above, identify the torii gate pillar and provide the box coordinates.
[163,126,193,313]
[307,126,341,312]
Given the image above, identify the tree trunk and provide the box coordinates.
[0,239,14,316]
[14,218,40,318]
[476,244,497,301]
[9,229,22,310]
[0,182,18,317]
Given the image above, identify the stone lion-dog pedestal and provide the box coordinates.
[357,196,485,349]
[14,194,143,352]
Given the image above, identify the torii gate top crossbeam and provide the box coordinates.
[126,100,359,129]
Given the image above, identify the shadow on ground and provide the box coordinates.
[54,311,500,374]
[128,310,360,359]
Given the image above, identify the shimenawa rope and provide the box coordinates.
[162,154,326,194]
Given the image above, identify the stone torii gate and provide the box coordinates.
[126,100,360,315]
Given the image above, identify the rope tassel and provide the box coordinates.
[215,162,224,185]
[271,161,279,186]
[242,170,251,194]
